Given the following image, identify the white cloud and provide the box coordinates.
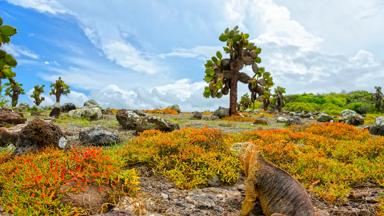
[3,44,39,59]
[103,40,161,75]
[6,0,67,14]
[159,46,220,59]
[88,79,227,111]
[224,0,322,51]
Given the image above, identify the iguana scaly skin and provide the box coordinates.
[232,142,316,216]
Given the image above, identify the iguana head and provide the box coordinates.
[231,142,261,176]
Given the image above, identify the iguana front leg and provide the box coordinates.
[240,178,258,216]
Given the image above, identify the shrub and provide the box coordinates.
[320,103,343,115]
[346,102,375,115]
[144,108,179,115]
[239,123,384,203]
[118,128,240,189]
[284,102,319,112]
[0,147,139,215]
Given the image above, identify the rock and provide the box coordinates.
[49,103,61,118]
[17,119,65,150]
[79,127,120,146]
[253,117,268,125]
[0,109,26,127]
[0,127,18,147]
[213,107,229,118]
[116,110,179,132]
[84,99,100,108]
[58,137,68,149]
[374,116,384,126]
[168,104,181,113]
[300,111,312,118]
[68,106,103,121]
[277,116,288,123]
[61,103,76,112]
[207,175,221,187]
[191,112,203,120]
[61,185,110,214]
[340,109,364,126]
[369,116,384,136]
[317,113,333,122]
[287,116,302,126]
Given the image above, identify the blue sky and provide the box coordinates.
[1,0,384,110]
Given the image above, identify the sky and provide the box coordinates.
[0,0,383,111]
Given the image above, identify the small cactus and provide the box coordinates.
[50,77,70,104]
[31,84,45,106]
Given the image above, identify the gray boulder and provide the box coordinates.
[191,112,203,120]
[369,116,384,136]
[340,109,364,126]
[79,127,120,146]
[213,107,229,118]
[61,103,77,112]
[317,113,333,122]
[277,116,288,123]
[286,116,302,126]
[84,99,100,108]
[68,106,102,121]
[116,109,179,132]
[253,117,268,125]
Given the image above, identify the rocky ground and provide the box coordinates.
[1,104,383,216]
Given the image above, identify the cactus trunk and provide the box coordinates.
[229,75,238,116]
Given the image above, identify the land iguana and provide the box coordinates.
[232,142,318,216]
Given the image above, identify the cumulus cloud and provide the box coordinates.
[224,0,323,50]
[89,80,227,111]
[103,40,161,75]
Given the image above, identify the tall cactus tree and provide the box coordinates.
[0,17,17,91]
[4,78,24,107]
[50,77,70,104]
[31,84,45,106]
[274,86,286,112]
[203,26,271,115]
[374,86,383,111]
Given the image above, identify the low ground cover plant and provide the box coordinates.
[0,147,139,215]
[117,127,240,189]
[236,122,384,203]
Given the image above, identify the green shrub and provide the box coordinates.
[346,102,375,115]
[320,103,343,115]
[285,102,319,112]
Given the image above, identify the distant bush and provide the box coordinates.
[285,102,319,112]
[144,107,179,115]
[346,102,375,114]
[320,103,343,115]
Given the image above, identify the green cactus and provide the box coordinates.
[203,26,273,115]
[274,86,286,112]
[31,84,45,106]
[374,86,383,111]
[0,17,17,92]
[50,77,70,104]
[4,78,25,107]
